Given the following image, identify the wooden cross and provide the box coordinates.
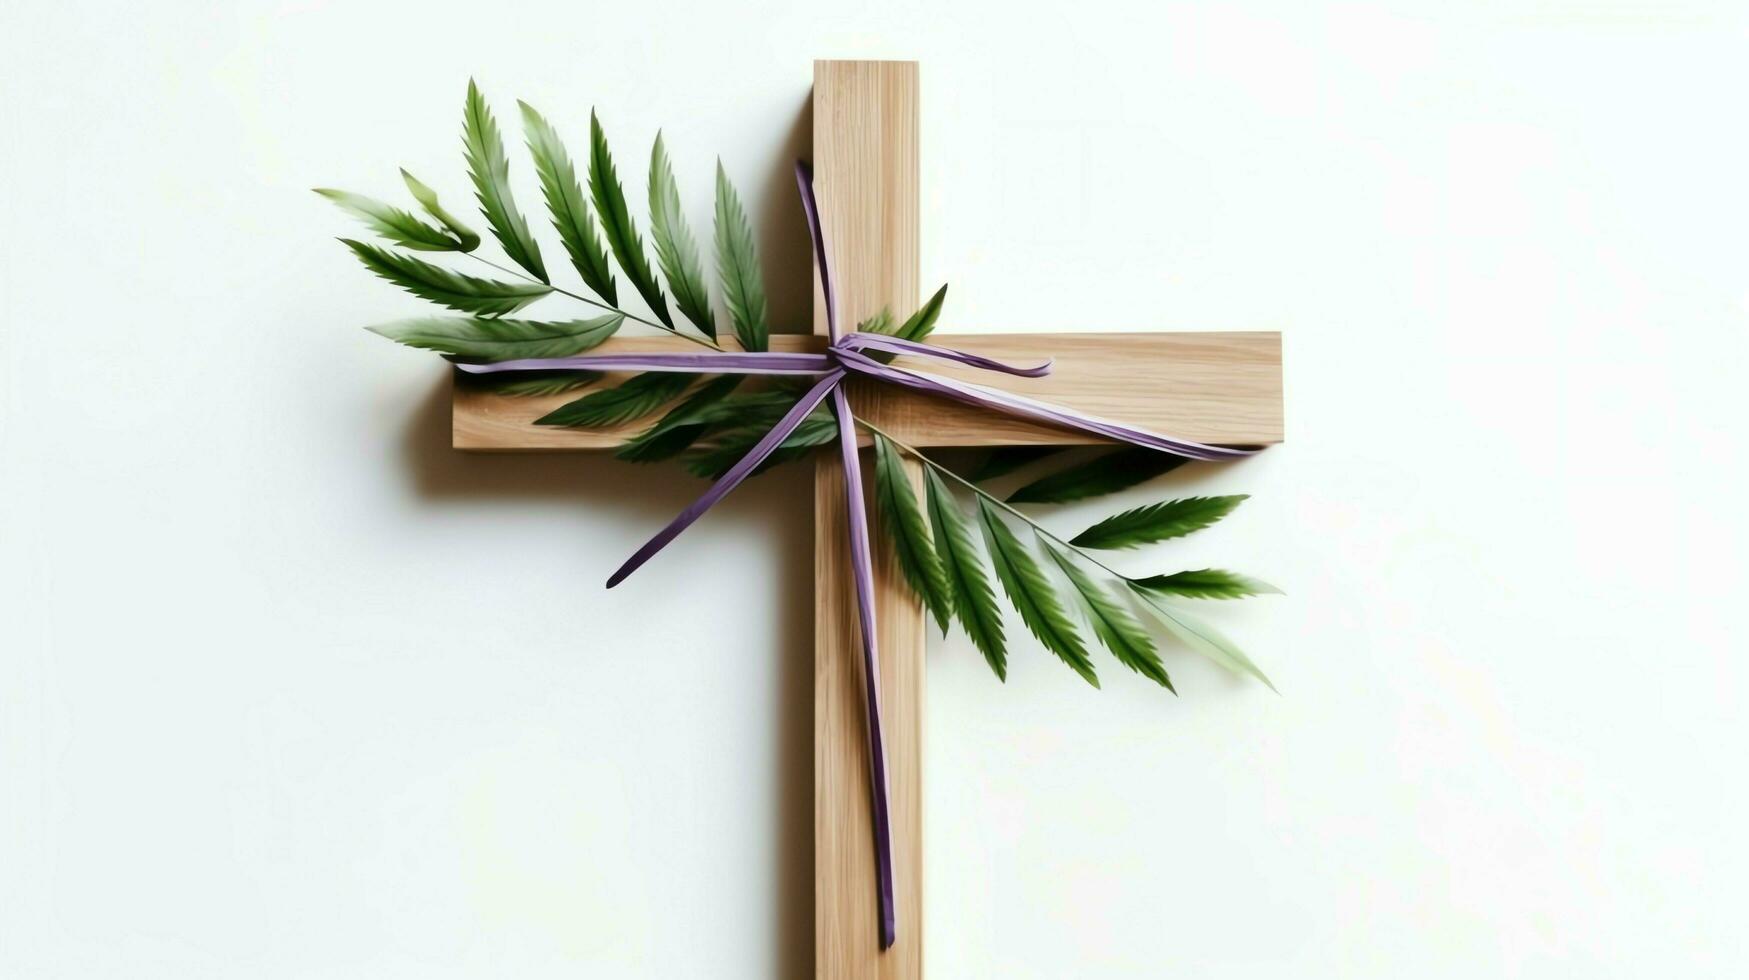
[453,60,1281,979]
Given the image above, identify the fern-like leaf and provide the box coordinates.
[343,240,550,316]
[872,435,952,633]
[534,372,692,428]
[1132,569,1280,600]
[615,375,742,462]
[925,469,1005,678]
[1007,449,1190,504]
[977,499,1096,686]
[365,314,622,360]
[714,161,768,352]
[315,189,462,251]
[857,308,895,335]
[1131,586,1276,692]
[462,80,546,282]
[519,102,617,303]
[589,111,672,327]
[648,134,715,339]
[1043,542,1171,691]
[1070,495,1248,550]
[469,372,599,397]
[683,410,838,479]
[399,170,480,251]
[895,284,948,342]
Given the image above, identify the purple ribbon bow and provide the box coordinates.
[456,162,1257,950]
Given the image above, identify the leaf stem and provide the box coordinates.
[853,419,1133,584]
[464,252,722,350]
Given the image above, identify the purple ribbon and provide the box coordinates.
[456,162,1257,951]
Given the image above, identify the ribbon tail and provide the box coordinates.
[605,370,845,587]
[795,160,839,341]
[836,349,1256,461]
[829,386,898,950]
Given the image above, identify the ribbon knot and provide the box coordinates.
[454,161,1256,951]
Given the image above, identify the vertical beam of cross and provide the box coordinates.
[812,60,926,978]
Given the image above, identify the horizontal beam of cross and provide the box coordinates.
[452,331,1282,451]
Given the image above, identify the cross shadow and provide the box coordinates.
[395,90,818,978]
[757,94,816,340]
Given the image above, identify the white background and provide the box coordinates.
[4,1,1747,976]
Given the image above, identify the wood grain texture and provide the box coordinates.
[814,456,926,978]
[451,330,1282,450]
[436,58,1288,979]
[812,60,925,979]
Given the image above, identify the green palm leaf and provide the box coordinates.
[1132,569,1280,600]
[977,499,1096,686]
[589,112,672,327]
[1007,449,1190,504]
[315,189,462,251]
[895,284,948,342]
[1070,495,1248,550]
[615,375,743,462]
[534,372,692,428]
[519,102,616,303]
[714,161,768,352]
[462,80,546,282]
[365,313,622,360]
[1130,586,1275,691]
[858,308,895,335]
[648,134,715,339]
[682,409,838,479]
[343,240,550,316]
[399,170,480,250]
[925,469,1006,678]
[472,372,600,397]
[872,435,952,633]
[1043,542,1171,691]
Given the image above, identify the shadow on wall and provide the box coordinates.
[758,93,815,338]
[391,89,818,979]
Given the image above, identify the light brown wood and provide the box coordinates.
[438,57,1288,978]
[812,60,925,979]
[814,458,926,978]
[452,330,1282,451]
